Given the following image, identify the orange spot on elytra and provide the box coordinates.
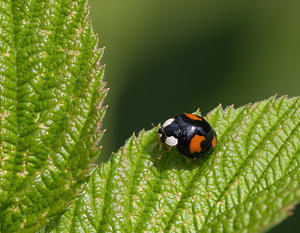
[212,136,217,148]
[189,135,205,153]
[185,113,202,121]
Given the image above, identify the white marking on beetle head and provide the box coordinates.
[165,136,178,147]
[162,118,174,128]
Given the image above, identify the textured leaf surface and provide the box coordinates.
[47,96,300,233]
[0,0,107,232]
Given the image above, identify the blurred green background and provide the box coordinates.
[90,1,300,232]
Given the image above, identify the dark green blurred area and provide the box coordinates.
[90,1,300,232]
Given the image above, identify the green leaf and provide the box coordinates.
[47,96,300,233]
[0,0,107,232]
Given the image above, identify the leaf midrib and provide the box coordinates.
[160,105,248,232]
[132,132,172,232]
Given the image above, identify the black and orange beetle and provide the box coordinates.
[158,113,217,159]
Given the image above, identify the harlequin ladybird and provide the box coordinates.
[158,113,217,159]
